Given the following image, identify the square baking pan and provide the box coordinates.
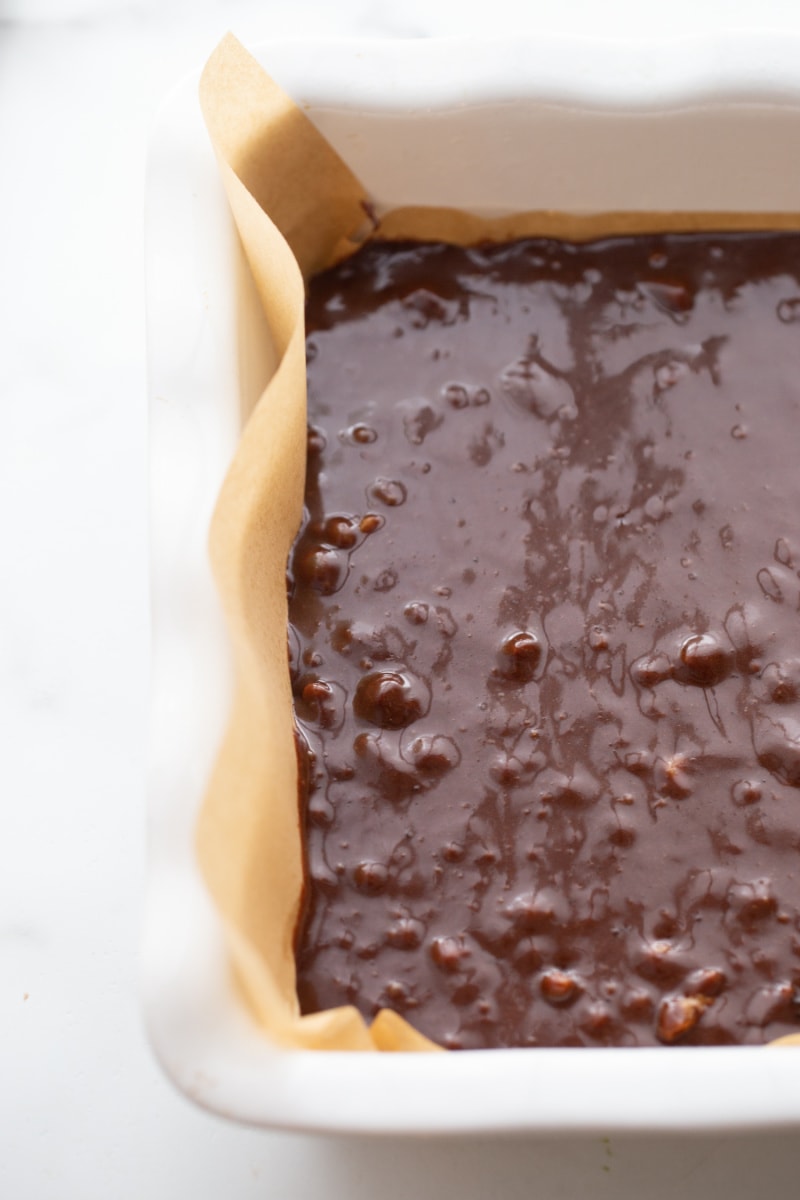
[144,33,800,1133]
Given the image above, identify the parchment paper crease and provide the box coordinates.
[196,33,800,1051]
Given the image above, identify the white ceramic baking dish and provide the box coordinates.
[144,33,800,1134]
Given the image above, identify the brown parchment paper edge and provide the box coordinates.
[196,32,800,1053]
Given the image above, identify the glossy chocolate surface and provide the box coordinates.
[290,234,800,1048]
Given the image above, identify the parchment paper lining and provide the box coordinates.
[197,33,800,1051]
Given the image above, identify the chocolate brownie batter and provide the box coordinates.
[289,233,800,1048]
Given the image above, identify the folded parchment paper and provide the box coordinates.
[197,33,800,1051]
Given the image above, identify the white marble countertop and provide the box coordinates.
[5,1,800,1195]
